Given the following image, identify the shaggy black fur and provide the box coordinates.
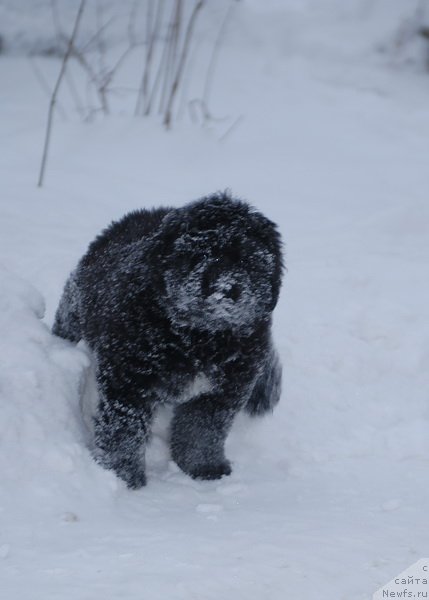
[53,192,283,488]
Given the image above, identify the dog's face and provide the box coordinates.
[157,197,282,332]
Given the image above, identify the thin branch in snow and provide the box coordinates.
[28,57,67,120]
[38,0,86,188]
[218,114,243,143]
[202,0,235,111]
[159,0,183,116]
[65,67,86,119]
[163,0,204,129]
[135,0,166,117]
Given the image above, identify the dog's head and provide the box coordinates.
[154,193,283,332]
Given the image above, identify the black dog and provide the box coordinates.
[53,192,283,488]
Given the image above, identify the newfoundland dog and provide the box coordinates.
[53,192,283,488]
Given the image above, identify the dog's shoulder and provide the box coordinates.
[79,207,174,273]
[92,207,172,253]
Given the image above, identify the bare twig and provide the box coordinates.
[79,16,114,54]
[145,1,176,116]
[38,0,86,187]
[164,0,204,129]
[28,57,67,119]
[65,67,86,119]
[159,0,183,116]
[128,0,141,47]
[187,98,229,126]
[177,35,199,120]
[51,0,65,49]
[98,44,137,112]
[218,114,243,142]
[135,0,165,116]
[69,44,107,113]
[95,0,107,81]
[202,0,235,110]
[92,0,109,113]
[41,0,230,155]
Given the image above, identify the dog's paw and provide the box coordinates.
[97,453,147,489]
[189,460,232,481]
[124,468,147,489]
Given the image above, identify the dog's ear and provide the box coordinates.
[248,210,284,310]
[146,211,184,263]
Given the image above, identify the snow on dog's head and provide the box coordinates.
[156,193,283,331]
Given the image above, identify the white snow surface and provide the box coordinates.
[1,1,429,598]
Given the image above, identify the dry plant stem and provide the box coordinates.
[69,46,108,113]
[65,68,86,119]
[178,1,233,123]
[176,37,199,120]
[28,57,67,119]
[38,0,86,188]
[219,115,243,142]
[98,44,137,113]
[144,0,165,112]
[133,0,154,116]
[95,0,107,77]
[135,0,165,117]
[202,0,235,110]
[142,0,155,110]
[78,2,140,117]
[94,2,109,116]
[50,0,105,115]
[51,0,64,47]
[128,0,140,47]
[159,0,182,115]
[145,1,177,116]
[80,16,114,54]
[93,5,142,115]
[164,0,204,129]
[144,39,168,115]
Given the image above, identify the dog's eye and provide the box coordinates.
[189,256,202,270]
[213,245,241,265]
[176,253,202,271]
[226,246,241,262]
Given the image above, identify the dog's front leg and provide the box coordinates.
[93,394,154,489]
[170,392,236,480]
[92,354,156,489]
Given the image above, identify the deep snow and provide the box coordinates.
[1,1,429,599]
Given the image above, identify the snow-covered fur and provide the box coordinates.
[53,193,283,488]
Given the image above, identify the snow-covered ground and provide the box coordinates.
[1,1,429,598]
